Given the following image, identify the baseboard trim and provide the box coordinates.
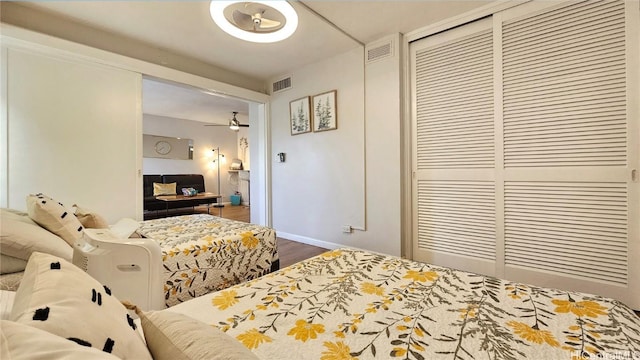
[276,232,374,255]
[276,232,342,250]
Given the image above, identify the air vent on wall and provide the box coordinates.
[366,40,393,64]
[272,75,292,93]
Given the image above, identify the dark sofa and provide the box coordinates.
[144,174,217,213]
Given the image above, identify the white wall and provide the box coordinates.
[1,47,141,223]
[2,25,270,224]
[142,114,238,201]
[362,34,403,256]
[269,38,402,256]
[249,102,268,226]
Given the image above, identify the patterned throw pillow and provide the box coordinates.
[26,194,84,246]
[10,252,152,360]
[1,320,121,359]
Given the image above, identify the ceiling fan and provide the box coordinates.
[205,112,249,131]
[228,2,286,33]
[209,1,297,43]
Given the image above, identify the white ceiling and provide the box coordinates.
[143,78,250,125]
[17,0,492,124]
[20,1,490,81]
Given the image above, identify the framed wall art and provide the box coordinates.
[312,90,337,132]
[289,96,312,135]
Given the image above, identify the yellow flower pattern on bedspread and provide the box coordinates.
[169,248,640,359]
[137,214,277,307]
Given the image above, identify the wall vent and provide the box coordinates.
[272,76,292,93]
[366,40,393,64]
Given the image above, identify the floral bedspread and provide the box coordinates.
[136,214,278,307]
[169,248,640,360]
[0,272,23,291]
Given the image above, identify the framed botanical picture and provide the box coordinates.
[289,96,312,135]
[312,90,337,132]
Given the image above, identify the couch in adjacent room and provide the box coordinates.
[143,174,218,214]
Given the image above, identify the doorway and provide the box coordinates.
[141,77,269,225]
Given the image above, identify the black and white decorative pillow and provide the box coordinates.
[26,193,84,246]
[1,320,122,359]
[10,252,152,360]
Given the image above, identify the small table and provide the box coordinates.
[155,192,222,216]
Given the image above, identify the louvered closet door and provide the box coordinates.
[499,0,638,308]
[411,0,639,308]
[411,18,497,276]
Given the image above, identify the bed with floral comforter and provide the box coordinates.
[169,248,640,359]
[136,214,278,307]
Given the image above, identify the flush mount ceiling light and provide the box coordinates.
[210,1,298,43]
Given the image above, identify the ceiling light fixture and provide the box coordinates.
[203,111,249,130]
[229,112,241,131]
[209,1,298,43]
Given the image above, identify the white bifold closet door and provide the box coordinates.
[411,0,639,308]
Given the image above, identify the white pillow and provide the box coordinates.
[0,254,27,274]
[0,290,16,320]
[0,208,38,225]
[0,320,121,360]
[26,194,84,246]
[140,309,258,360]
[0,216,72,261]
[10,252,152,360]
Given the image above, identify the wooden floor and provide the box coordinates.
[144,203,250,222]
[277,238,328,269]
[211,204,250,223]
[145,204,328,268]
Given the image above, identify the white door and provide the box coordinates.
[411,0,639,308]
[411,17,497,276]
